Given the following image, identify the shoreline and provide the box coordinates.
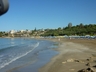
[39,38,96,72]
[1,38,96,72]
[0,39,59,72]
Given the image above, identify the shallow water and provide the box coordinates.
[0,38,58,72]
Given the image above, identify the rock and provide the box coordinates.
[86,63,91,67]
[93,65,96,68]
[86,59,90,61]
[66,59,74,62]
[86,67,94,72]
[86,57,93,62]
[74,59,80,63]
[62,61,66,64]
[78,67,95,72]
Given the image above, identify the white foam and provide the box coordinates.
[0,42,39,69]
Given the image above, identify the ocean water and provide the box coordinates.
[0,38,58,72]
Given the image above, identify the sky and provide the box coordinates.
[0,0,96,31]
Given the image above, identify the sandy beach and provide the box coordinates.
[39,38,96,72]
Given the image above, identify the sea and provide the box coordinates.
[0,38,58,72]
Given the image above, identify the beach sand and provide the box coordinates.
[39,38,96,72]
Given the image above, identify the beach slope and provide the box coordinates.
[39,39,96,72]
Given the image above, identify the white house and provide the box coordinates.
[10,30,16,34]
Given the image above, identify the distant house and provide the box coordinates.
[10,30,16,34]
[20,30,25,33]
[9,30,16,37]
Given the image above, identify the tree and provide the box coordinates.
[58,27,62,30]
[68,23,72,28]
[79,23,84,28]
[0,32,3,37]
[34,27,36,31]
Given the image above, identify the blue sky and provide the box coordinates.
[0,0,96,31]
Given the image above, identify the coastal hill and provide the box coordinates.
[0,23,96,37]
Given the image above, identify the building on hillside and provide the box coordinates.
[20,30,26,33]
[9,30,16,37]
[10,30,16,34]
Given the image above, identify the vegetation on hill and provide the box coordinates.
[41,23,96,36]
[0,23,96,37]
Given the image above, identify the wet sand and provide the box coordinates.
[39,38,96,72]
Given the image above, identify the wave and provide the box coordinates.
[0,42,39,69]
